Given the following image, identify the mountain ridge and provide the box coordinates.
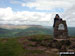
[0,25,75,37]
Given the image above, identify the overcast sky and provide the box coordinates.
[0,0,75,27]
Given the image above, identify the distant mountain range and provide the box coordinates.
[0,24,32,29]
[0,24,75,38]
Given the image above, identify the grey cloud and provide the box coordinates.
[62,4,75,27]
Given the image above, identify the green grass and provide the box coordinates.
[0,38,25,56]
[29,34,53,42]
[24,49,44,54]
[0,35,59,56]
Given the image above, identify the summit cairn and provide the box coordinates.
[54,20,68,39]
[53,14,70,52]
[53,14,68,40]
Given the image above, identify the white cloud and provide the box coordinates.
[0,0,75,27]
[21,3,26,7]
[0,7,75,27]
[21,0,73,10]
[0,7,14,20]
[0,7,52,26]
[62,4,75,27]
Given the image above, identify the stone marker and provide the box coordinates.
[58,24,65,30]
[54,20,68,39]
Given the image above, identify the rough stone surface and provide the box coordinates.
[54,20,68,39]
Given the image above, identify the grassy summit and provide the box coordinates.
[0,34,59,56]
[0,33,75,56]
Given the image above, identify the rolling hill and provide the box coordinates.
[0,25,75,38]
[14,26,52,37]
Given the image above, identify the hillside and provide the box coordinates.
[0,26,52,37]
[0,24,31,29]
[0,25,75,37]
[0,28,23,37]
[15,27,52,37]
[68,27,75,36]
[0,35,59,56]
[0,34,75,56]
